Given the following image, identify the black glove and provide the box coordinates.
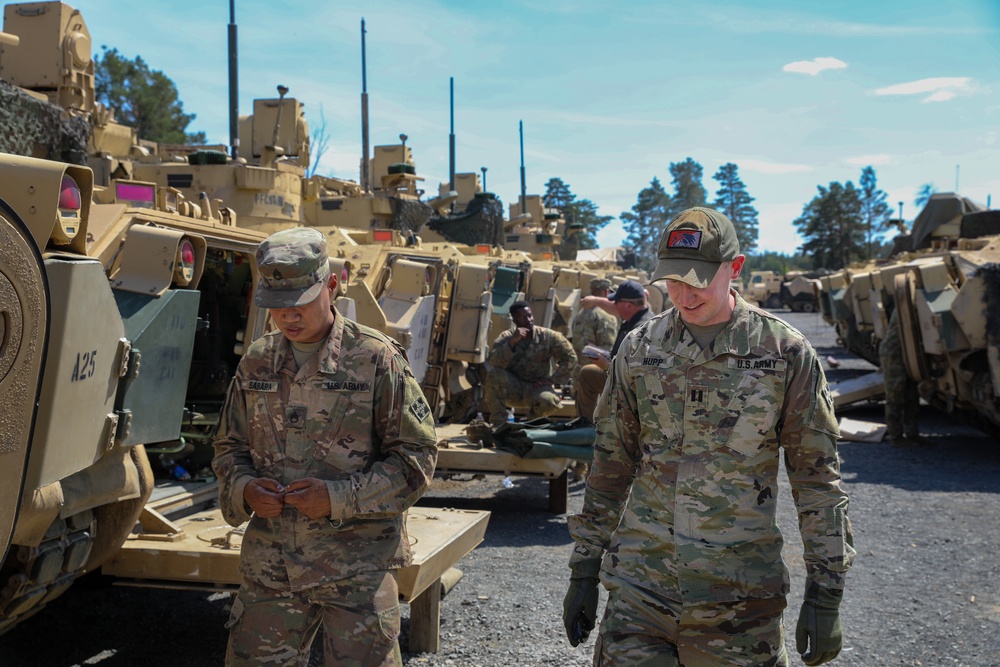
[795,579,844,666]
[562,558,601,647]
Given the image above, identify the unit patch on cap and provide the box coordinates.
[667,229,702,249]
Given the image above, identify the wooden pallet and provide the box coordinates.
[434,423,571,513]
[102,501,489,654]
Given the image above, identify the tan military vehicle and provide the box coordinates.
[780,271,822,312]
[748,270,783,308]
[0,152,269,633]
[747,269,820,312]
[817,194,1000,436]
[1,1,503,646]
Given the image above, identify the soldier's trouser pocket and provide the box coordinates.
[320,570,401,667]
[223,594,246,666]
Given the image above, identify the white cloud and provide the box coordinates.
[739,159,814,175]
[924,90,956,103]
[874,77,973,103]
[844,154,892,167]
[782,57,847,76]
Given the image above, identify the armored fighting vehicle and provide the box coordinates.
[0,2,512,639]
[817,193,1000,437]
[0,151,269,633]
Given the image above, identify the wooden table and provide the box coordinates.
[434,423,572,514]
[102,497,490,654]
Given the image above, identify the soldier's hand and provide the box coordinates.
[592,354,610,371]
[563,558,601,647]
[795,580,843,665]
[283,478,333,519]
[244,478,286,518]
[510,327,531,346]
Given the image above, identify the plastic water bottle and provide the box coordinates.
[502,476,514,489]
[475,411,484,423]
[506,407,515,423]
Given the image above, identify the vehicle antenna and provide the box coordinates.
[361,18,370,193]
[449,77,456,209]
[227,0,239,159]
[519,120,526,215]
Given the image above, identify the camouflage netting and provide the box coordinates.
[961,210,1000,239]
[0,80,90,164]
[389,197,434,237]
[425,194,505,247]
[981,263,1000,346]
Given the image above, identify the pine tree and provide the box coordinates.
[95,47,206,144]
[858,166,891,260]
[915,183,937,210]
[543,177,575,210]
[793,181,865,270]
[668,158,707,216]
[621,178,672,273]
[565,199,612,250]
[712,163,759,254]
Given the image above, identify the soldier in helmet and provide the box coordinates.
[563,207,855,666]
[213,227,437,666]
[485,300,577,428]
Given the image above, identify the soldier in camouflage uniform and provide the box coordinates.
[213,228,438,667]
[575,280,653,424]
[571,278,619,420]
[879,306,920,444]
[563,208,855,666]
[485,300,577,427]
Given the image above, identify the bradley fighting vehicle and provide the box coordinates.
[0,0,278,632]
[0,151,268,632]
[817,192,1000,438]
[0,0,494,634]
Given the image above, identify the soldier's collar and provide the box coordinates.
[317,309,343,375]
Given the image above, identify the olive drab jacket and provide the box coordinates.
[213,313,438,592]
[568,292,855,603]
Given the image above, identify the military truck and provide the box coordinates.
[817,194,1000,437]
[748,269,821,312]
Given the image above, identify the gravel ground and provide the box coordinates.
[1,311,998,667]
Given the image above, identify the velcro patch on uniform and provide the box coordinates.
[322,381,372,392]
[667,229,701,249]
[640,356,667,367]
[243,380,278,392]
[730,357,787,372]
[410,398,431,422]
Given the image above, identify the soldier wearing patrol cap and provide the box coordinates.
[564,207,855,666]
[213,227,437,666]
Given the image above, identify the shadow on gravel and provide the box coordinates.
[0,572,230,667]
[418,493,574,549]
[419,475,576,548]
[836,405,1000,494]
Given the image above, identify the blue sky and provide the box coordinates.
[63,1,1000,253]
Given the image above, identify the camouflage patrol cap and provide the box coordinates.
[589,277,612,293]
[650,207,741,288]
[254,227,331,308]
